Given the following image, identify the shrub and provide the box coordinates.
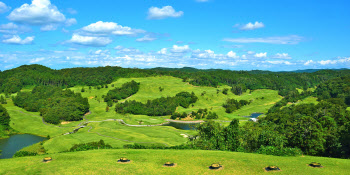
[13,151,37,158]
[256,146,302,156]
[69,140,112,152]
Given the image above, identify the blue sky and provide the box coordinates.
[0,0,349,71]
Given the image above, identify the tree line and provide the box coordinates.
[104,80,140,105]
[115,92,198,116]
[1,64,350,96]
[13,86,89,124]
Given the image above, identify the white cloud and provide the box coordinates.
[7,0,66,25]
[114,46,142,55]
[227,51,239,58]
[69,34,112,47]
[40,24,57,31]
[171,45,190,53]
[247,51,255,55]
[81,21,144,36]
[254,52,267,58]
[65,18,77,26]
[316,57,350,65]
[266,60,294,65]
[272,53,291,59]
[2,35,34,44]
[158,48,167,54]
[304,60,314,66]
[196,49,216,58]
[30,57,45,63]
[240,21,264,30]
[136,35,157,42]
[148,6,183,20]
[0,23,31,34]
[0,1,10,13]
[223,35,303,44]
[114,45,123,50]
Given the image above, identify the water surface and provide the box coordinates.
[0,134,46,159]
[248,113,263,118]
[163,122,200,130]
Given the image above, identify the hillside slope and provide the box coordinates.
[0,149,349,175]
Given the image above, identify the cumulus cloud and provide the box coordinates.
[239,21,265,30]
[0,23,31,34]
[157,48,167,55]
[2,35,34,44]
[272,53,291,59]
[227,51,239,58]
[0,1,10,13]
[171,45,190,53]
[136,35,157,42]
[7,0,66,25]
[223,35,303,44]
[148,6,183,20]
[81,21,144,36]
[193,49,217,59]
[254,52,267,58]
[69,34,112,47]
[319,57,350,65]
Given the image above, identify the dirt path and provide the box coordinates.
[120,95,134,103]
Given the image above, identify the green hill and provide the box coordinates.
[0,149,349,175]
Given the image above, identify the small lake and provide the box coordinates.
[0,134,46,159]
[163,122,200,130]
[247,113,263,118]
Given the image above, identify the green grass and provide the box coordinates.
[284,96,319,109]
[71,76,282,122]
[43,122,195,153]
[0,149,349,175]
[2,76,282,154]
[2,99,73,138]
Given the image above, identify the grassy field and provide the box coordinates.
[43,122,196,153]
[0,149,349,175]
[70,76,282,122]
[2,76,282,154]
[2,99,73,138]
[283,96,319,109]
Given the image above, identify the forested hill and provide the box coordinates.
[1,64,350,94]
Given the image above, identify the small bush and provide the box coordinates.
[256,146,302,156]
[69,140,112,152]
[13,151,37,158]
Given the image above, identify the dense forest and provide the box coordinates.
[115,92,198,116]
[171,108,218,120]
[223,98,250,113]
[0,104,10,129]
[1,64,350,95]
[186,76,350,158]
[104,80,140,104]
[13,86,89,124]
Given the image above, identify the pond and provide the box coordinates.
[247,113,263,118]
[163,122,200,130]
[0,134,46,159]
